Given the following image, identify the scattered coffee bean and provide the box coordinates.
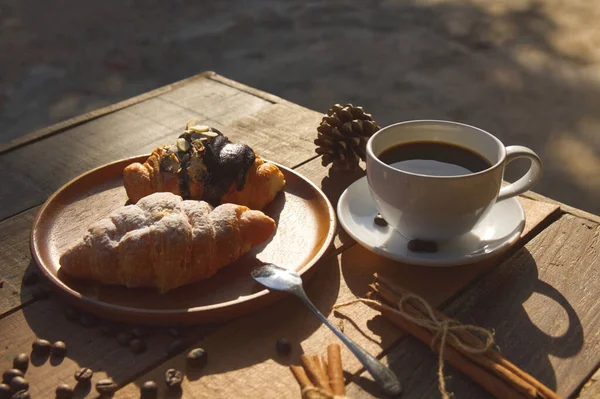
[51,341,67,357]
[96,378,117,395]
[9,377,28,393]
[64,307,79,322]
[55,383,73,399]
[12,354,29,373]
[130,338,147,354]
[22,271,39,286]
[374,214,388,227]
[140,381,158,399]
[0,384,9,399]
[0,280,3,289]
[32,338,51,355]
[164,369,183,389]
[275,338,292,356]
[407,239,438,253]
[167,328,181,338]
[2,369,23,385]
[79,313,99,328]
[117,331,133,346]
[186,348,207,369]
[167,339,185,356]
[74,367,93,383]
[11,389,29,399]
[131,326,150,338]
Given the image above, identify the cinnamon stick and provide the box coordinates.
[301,354,332,394]
[373,274,562,399]
[372,299,530,399]
[327,344,346,395]
[290,365,313,389]
[373,282,538,398]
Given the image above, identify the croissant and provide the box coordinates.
[123,124,286,210]
[59,192,276,293]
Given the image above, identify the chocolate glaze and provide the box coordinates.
[201,133,255,205]
[161,128,255,204]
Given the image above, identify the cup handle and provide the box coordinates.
[497,145,543,202]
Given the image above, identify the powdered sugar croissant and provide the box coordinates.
[59,192,276,293]
[123,123,286,210]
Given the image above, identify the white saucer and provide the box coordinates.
[337,176,525,266]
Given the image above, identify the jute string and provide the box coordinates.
[333,294,495,399]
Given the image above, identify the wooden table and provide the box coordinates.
[1,71,599,399]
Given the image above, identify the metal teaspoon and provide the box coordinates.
[251,263,402,396]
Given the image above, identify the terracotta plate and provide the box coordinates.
[31,156,336,325]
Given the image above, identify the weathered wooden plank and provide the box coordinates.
[522,190,600,225]
[347,214,600,399]
[0,72,217,156]
[114,199,559,398]
[0,208,39,314]
[578,367,600,399]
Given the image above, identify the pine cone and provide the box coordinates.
[314,103,381,171]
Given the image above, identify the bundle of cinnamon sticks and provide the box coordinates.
[367,273,562,399]
[290,344,350,399]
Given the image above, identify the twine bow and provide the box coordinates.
[333,294,495,399]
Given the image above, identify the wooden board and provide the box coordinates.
[346,214,600,399]
[114,198,559,398]
[30,157,335,325]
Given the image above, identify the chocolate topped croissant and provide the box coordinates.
[60,192,276,293]
[123,122,286,209]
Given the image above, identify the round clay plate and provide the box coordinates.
[31,156,336,325]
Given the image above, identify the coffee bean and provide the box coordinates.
[164,369,183,389]
[55,383,73,399]
[407,239,438,253]
[167,339,185,356]
[2,369,23,385]
[51,341,67,357]
[96,378,117,395]
[23,271,39,286]
[186,348,207,369]
[0,384,9,399]
[74,367,93,383]
[167,328,181,338]
[131,326,150,338]
[117,331,133,347]
[140,381,158,399]
[79,313,99,328]
[130,339,147,354]
[12,353,29,373]
[32,338,51,355]
[11,389,29,399]
[64,307,79,322]
[275,338,292,356]
[9,377,28,392]
[374,214,388,227]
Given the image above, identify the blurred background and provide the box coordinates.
[1,0,599,214]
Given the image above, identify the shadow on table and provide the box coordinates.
[20,251,341,397]
[340,247,583,398]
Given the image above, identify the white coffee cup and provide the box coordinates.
[366,120,543,241]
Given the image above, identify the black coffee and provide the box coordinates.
[378,141,491,176]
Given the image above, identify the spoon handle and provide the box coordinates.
[294,288,402,396]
